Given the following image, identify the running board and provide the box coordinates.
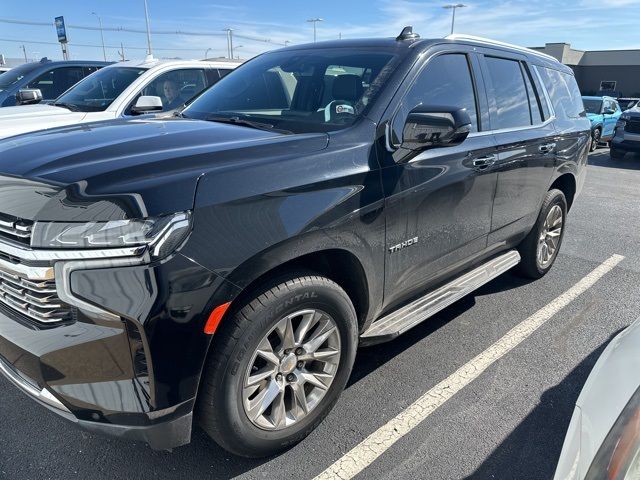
[360,250,521,346]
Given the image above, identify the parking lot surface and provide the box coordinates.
[1,149,639,480]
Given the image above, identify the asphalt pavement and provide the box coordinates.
[1,148,639,480]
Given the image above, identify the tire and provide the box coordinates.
[610,147,626,159]
[590,128,601,152]
[515,189,567,279]
[198,273,358,458]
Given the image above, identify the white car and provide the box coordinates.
[554,317,640,480]
[0,57,241,140]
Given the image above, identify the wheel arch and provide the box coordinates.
[226,247,372,332]
[549,173,577,210]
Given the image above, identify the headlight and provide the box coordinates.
[31,211,191,258]
[585,385,640,480]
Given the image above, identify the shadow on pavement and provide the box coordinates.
[348,270,534,387]
[465,329,623,480]
[589,150,640,170]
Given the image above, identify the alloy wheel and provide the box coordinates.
[537,204,563,268]
[242,309,341,431]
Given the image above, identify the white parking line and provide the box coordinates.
[315,254,625,480]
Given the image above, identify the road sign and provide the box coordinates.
[55,16,68,43]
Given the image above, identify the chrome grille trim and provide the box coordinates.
[0,268,71,323]
[0,216,33,243]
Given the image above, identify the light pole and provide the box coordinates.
[92,12,107,61]
[224,28,234,59]
[20,44,27,62]
[306,18,323,43]
[143,0,153,56]
[204,47,213,59]
[284,40,291,47]
[442,4,466,35]
[234,45,244,59]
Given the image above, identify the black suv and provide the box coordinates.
[0,28,589,457]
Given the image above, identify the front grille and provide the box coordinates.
[625,119,640,134]
[0,269,71,324]
[0,213,32,245]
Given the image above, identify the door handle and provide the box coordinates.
[472,154,496,170]
[539,142,556,154]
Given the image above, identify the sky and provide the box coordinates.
[0,0,639,63]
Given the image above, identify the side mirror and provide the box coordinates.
[131,95,163,114]
[402,105,472,151]
[16,89,43,105]
[602,108,615,115]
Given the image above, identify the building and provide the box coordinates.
[532,43,640,97]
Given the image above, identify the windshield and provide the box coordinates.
[54,66,148,112]
[183,48,399,133]
[583,98,603,114]
[0,63,39,91]
[619,99,638,111]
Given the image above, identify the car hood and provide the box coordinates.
[0,104,88,140]
[0,117,329,221]
[623,108,640,118]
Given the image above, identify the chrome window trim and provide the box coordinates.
[532,65,557,119]
[467,115,556,138]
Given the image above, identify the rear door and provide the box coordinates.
[381,47,497,308]
[479,53,557,247]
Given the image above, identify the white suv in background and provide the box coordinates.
[0,57,242,140]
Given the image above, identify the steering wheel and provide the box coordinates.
[324,100,356,123]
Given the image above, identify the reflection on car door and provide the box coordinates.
[381,49,497,308]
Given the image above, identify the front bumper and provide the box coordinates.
[612,130,640,152]
[0,237,240,450]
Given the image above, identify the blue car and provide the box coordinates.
[0,58,110,107]
[582,95,622,152]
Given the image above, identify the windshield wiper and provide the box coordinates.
[52,102,81,112]
[205,115,292,134]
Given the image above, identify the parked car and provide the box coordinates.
[0,58,241,140]
[582,95,622,151]
[554,317,640,480]
[0,66,11,74]
[0,28,589,457]
[611,105,640,159]
[0,58,109,107]
[618,97,640,111]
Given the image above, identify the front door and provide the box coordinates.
[380,50,497,308]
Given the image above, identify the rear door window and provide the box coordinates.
[484,56,531,130]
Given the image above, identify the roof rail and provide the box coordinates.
[445,34,558,62]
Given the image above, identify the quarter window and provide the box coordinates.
[398,53,479,133]
[485,56,531,130]
[535,67,585,120]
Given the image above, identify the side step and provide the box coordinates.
[360,250,521,345]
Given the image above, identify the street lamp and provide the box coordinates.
[306,18,323,43]
[204,47,213,59]
[442,4,466,35]
[234,45,244,59]
[91,12,107,61]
